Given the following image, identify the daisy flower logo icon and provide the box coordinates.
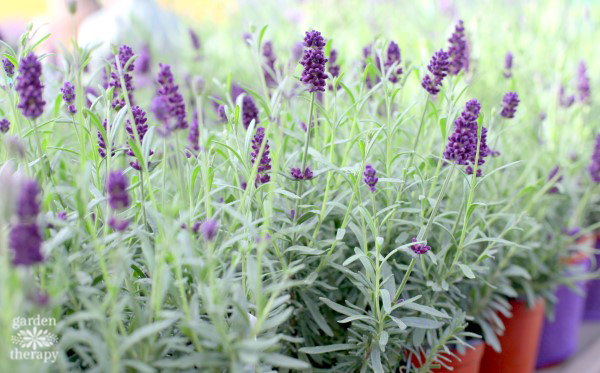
[11,327,58,350]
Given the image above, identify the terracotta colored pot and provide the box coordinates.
[584,234,600,320]
[479,299,545,373]
[536,257,590,368]
[433,341,485,373]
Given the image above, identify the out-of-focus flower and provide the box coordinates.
[421,49,449,95]
[193,76,205,95]
[250,127,271,185]
[500,92,519,119]
[363,164,378,192]
[0,118,9,133]
[547,165,562,194]
[589,134,600,183]
[9,223,43,266]
[108,216,129,231]
[242,96,259,129]
[190,29,201,51]
[2,58,14,77]
[5,135,26,158]
[559,86,575,108]
[16,180,40,221]
[410,237,431,255]
[200,219,219,241]
[60,81,77,114]
[136,44,151,74]
[157,63,187,132]
[187,111,200,154]
[290,167,313,180]
[578,60,590,103]
[109,45,135,110]
[300,30,328,93]
[327,48,341,90]
[444,99,489,176]
[107,170,130,210]
[263,41,277,87]
[57,211,67,221]
[447,20,469,75]
[16,53,45,119]
[504,52,513,78]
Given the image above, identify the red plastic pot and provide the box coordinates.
[479,299,545,373]
[409,341,485,373]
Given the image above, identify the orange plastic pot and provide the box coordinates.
[479,298,545,373]
[408,341,485,373]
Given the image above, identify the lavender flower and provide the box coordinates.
[9,223,43,266]
[125,106,152,170]
[231,83,245,102]
[109,45,135,110]
[547,165,562,194]
[503,52,513,78]
[200,219,219,241]
[385,41,403,83]
[444,99,489,176]
[559,85,575,108]
[108,216,129,231]
[578,60,590,103]
[410,237,431,255]
[242,96,259,129]
[0,118,9,133]
[137,44,151,74]
[250,127,271,185]
[589,134,600,183]
[190,29,201,51]
[3,57,14,77]
[500,92,519,119]
[263,41,277,87]
[57,211,67,221]
[447,20,468,75]
[15,53,45,119]
[16,180,40,221]
[97,119,112,158]
[421,49,450,95]
[363,164,378,192]
[300,30,328,93]
[290,167,313,180]
[107,170,130,210]
[327,48,341,90]
[157,63,187,131]
[60,81,77,114]
[187,111,200,153]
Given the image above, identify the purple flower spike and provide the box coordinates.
[189,29,201,51]
[57,211,67,221]
[447,20,469,75]
[157,63,187,131]
[363,164,378,192]
[0,118,9,133]
[9,223,43,266]
[303,167,313,180]
[291,167,303,180]
[300,30,328,93]
[137,44,151,74]
[547,165,562,194]
[187,111,200,153]
[108,216,129,231]
[385,41,403,83]
[3,57,14,77]
[559,86,575,108]
[242,95,259,129]
[500,92,519,119]
[503,52,513,78]
[109,45,135,111]
[200,219,219,241]
[578,60,591,103]
[107,170,130,210]
[410,237,431,255]
[263,41,277,87]
[250,127,272,186]
[16,53,46,119]
[61,81,77,114]
[444,99,490,176]
[421,49,450,95]
[17,180,41,221]
[327,48,341,90]
[125,106,153,170]
[589,134,600,183]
